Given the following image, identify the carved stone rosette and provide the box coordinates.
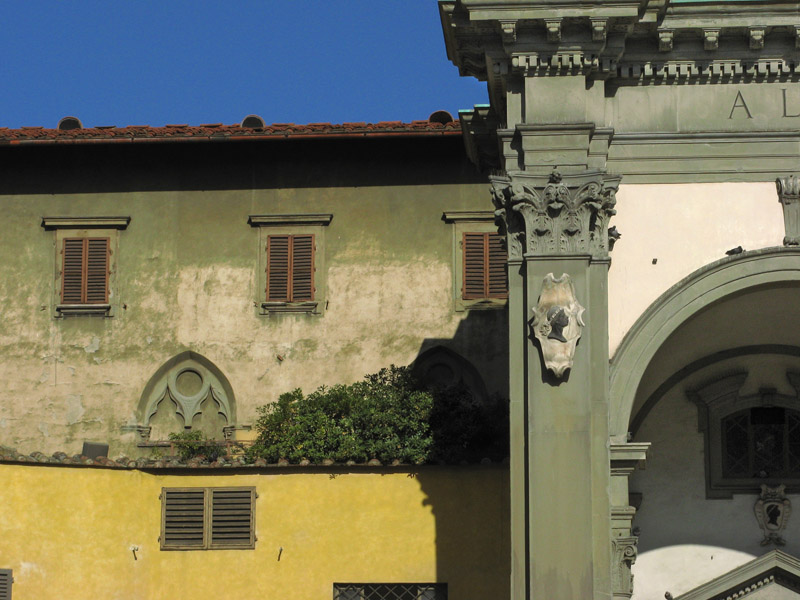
[491,169,621,260]
[776,175,800,246]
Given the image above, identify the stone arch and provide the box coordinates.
[137,351,237,440]
[610,247,800,440]
[411,345,489,402]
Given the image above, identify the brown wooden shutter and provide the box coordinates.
[291,234,314,301]
[266,235,290,301]
[61,238,85,304]
[162,489,206,549]
[86,238,109,303]
[61,237,109,304]
[463,233,507,300]
[0,569,11,600]
[266,234,315,302]
[210,488,255,548]
[487,233,508,298]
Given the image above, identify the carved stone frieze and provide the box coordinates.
[530,273,585,379]
[776,175,800,246]
[490,169,620,259]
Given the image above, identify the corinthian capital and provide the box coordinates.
[491,169,621,259]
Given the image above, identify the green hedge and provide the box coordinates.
[246,366,508,465]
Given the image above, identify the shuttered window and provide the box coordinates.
[266,234,315,302]
[161,487,255,550]
[61,237,109,304]
[0,569,12,600]
[462,232,507,300]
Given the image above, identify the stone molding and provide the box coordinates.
[490,168,620,259]
[777,175,800,246]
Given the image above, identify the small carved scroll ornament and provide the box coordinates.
[531,273,585,378]
[754,484,791,546]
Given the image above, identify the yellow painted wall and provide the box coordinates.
[0,464,509,600]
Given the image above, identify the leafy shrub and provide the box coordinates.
[169,430,224,461]
[247,365,508,465]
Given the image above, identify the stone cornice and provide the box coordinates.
[490,168,621,258]
[440,0,800,86]
[247,214,333,227]
[41,216,131,230]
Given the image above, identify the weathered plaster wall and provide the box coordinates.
[609,181,784,356]
[630,355,800,599]
[0,175,507,455]
[0,464,508,600]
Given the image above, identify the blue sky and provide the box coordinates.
[0,1,487,129]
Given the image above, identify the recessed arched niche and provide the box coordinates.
[136,352,236,441]
[411,345,488,402]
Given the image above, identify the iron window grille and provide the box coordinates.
[333,584,447,600]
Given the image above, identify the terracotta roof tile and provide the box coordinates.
[0,445,504,470]
[0,119,461,146]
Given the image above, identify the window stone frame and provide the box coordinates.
[41,216,130,318]
[248,214,332,316]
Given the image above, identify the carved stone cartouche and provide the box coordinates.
[531,273,585,378]
[776,175,800,246]
[754,483,791,546]
[491,169,620,259]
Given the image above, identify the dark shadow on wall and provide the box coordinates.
[413,305,511,599]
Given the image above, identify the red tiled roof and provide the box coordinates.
[0,120,461,146]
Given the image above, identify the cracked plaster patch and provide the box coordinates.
[83,336,100,353]
[65,394,85,425]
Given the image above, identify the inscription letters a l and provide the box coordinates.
[783,88,800,118]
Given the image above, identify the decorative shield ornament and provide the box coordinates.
[754,483,791,546]
[531,273,585,378]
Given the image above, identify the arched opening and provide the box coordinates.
[608,248,800,598]
[411,345,489,403]
[136,351,237,441]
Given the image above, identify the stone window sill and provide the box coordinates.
[260,301,319,316]
[56,303,111,317]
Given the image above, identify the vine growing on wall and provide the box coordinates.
[246,366,508,465]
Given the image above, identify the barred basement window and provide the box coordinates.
[333,583,447,600]
[0,569,12,600]
[61,237,109,304]
[160,487,255,550]
[462,232,507,300]
[266,234,315,302]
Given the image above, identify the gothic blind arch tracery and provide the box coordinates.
[136,351,236,441]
